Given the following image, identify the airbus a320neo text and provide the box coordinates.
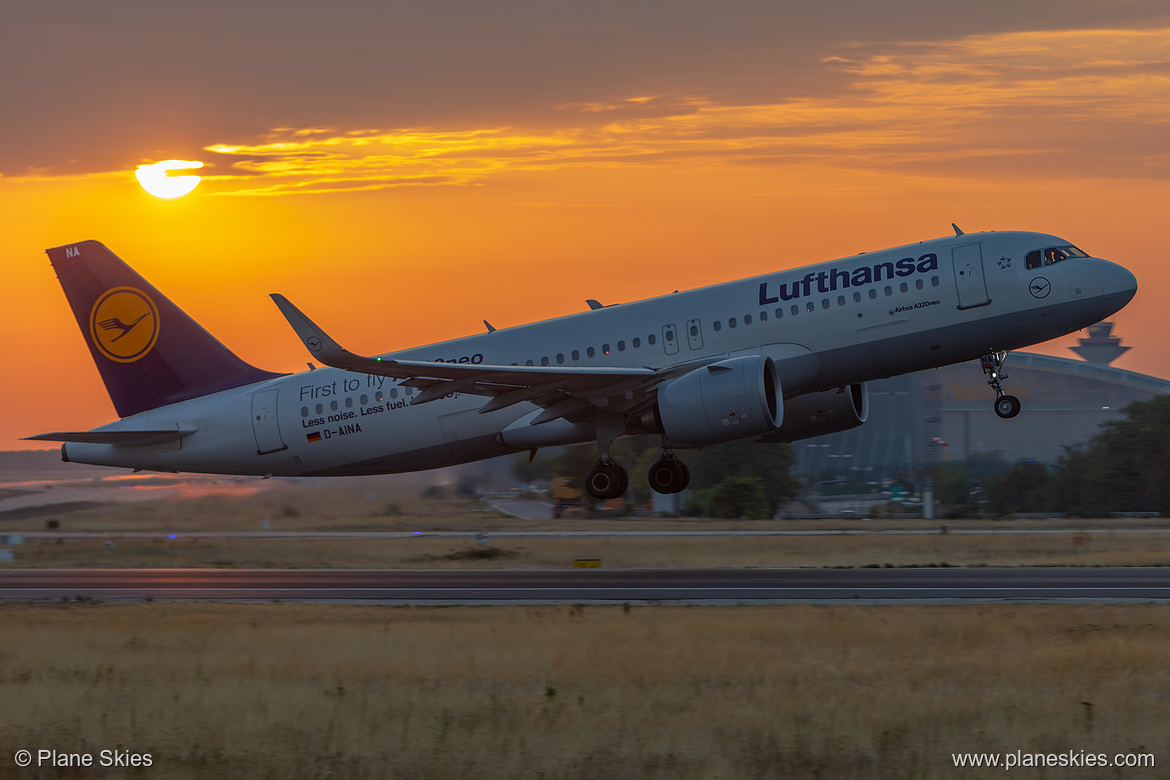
[29,226,1137,500]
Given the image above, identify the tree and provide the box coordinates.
[707,476,770,519]
[682,439,800,516]
[987,462,1050,515]
[982,397,1170,517]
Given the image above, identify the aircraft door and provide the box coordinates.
[685,319,704,350]
[662,324,679,355]
[251,389,287,455]
[952,244,990,309]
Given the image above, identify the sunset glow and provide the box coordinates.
[5,7,1170,446]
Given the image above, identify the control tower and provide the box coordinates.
[1070,321,1130,365]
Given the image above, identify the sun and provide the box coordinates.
[135,160,204,198]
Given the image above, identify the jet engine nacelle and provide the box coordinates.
[648,355,781,448]
[758,383,869,443]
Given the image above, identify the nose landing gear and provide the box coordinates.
[980,350,1021,419]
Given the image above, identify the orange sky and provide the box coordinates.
[4,8,1170,449]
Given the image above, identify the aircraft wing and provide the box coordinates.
[271,294,698,422]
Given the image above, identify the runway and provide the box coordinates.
[3,567,1170,603]
[13,527,1170,541]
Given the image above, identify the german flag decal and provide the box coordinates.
[306,432,322,443]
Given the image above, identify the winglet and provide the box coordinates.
[270,294,358,368]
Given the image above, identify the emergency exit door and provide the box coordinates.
[251,389,287,455]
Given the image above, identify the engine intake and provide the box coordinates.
[647,355,781,448]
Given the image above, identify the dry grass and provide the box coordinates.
[6,475,1170,534]
[5,531,1170,569]
[1,603,1167,778]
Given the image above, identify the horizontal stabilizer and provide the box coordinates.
[24,429,196,446]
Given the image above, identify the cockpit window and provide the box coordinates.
[1025,245,1089,270]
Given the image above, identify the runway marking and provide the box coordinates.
[9,587,1170,592]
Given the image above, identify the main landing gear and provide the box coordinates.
[585,457,629,501]
[647,451,690,495]
[585,447,692,501]
[980,350,1021,419]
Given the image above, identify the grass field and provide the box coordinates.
[6,530,1170,569]
[3,477,1169,569]
[1,602,1166,778]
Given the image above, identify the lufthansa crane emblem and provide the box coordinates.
[89,287,160,362]
[1028,277,1052,299]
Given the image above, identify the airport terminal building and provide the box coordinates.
[794,323,1170,479]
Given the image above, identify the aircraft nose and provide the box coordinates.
[1100,261,1138,304]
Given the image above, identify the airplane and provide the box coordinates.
[27,227,1137,500]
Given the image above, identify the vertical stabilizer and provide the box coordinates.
[47,240,283,417]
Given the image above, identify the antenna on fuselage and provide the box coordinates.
[951,223,964,236]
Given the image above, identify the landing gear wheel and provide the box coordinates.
[980,350,1023,419]
[648,456,691,494]
[586,462,628,500]
[994,394,1021,419]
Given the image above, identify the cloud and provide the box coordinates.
[12,26,1170,193]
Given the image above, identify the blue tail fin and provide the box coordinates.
[47,240,284,418]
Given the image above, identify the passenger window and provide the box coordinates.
[806,301,815,312]
[648,334,656,345]
[713,320,722,332]
[853,292,861,303]
[729,317,737,328]
[375,391,384,402]
[884,286,892,296]
[931,276,940,286]
[556,353,565,364]
[744,314,752,325]
[837,295,845,306]
[587,347,595,357]
[390,388,398,399]
[916,279,924,290]
[821,298,829,309]
[759,311,767,322]
[315,403,323,414]
[345,397,353,409]
[301,406,309,417]
[869,289,877,299]
[775,308,784,319]
[617,341,626,351]
[526,359,534,366]
[633,338,640,348]
[571,350,580,361]
[900,282,908,293]
[330,400,338,411]
[541,356,550,366]
[791,304,799,315]
[360,394,368,405]
[602,344,610,355]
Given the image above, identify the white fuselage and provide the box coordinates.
[63,231,1137,476]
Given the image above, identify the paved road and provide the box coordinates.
[486,499,554,520]
[3,567,1170,603]
[11,527,1170,541]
